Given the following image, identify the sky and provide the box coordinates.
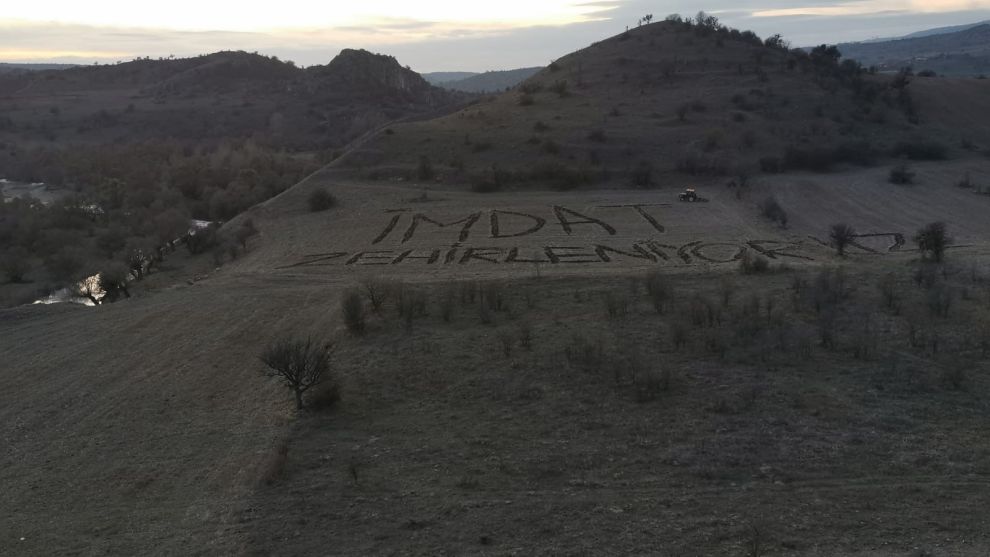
[1,1,988,71]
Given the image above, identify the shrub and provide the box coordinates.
[471,141,493,153]
[878,272,900,312]
[1,247,31,283]
[518,93,535,106]
[259,438,289,486]
[758,196,788,228]
[530,162,591,190]
[956,172,975,189]
[783,146,835,172]
[587,130,607,143]
[342,290,366,335]
[829,223,856,256]
[520,82,544,94]
[833,140,877,166]
[416,156,435,181]
[563,334,606,373]
[496,329,514,357]
[634,367,670,402]
[308,188,337,212]
[630,161,654,187]
[604,291,629,319]
[914,222,950,262]
[892,140,948,161]
[739,251,770,274]
[361,277,389,313]
[759,156,782,173]
[676,149,727,175]
[259,337,336,410]
[550,80,570,98]
[644,271,672,314]
[888,164,915,185]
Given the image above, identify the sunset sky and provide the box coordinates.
[2,1,988,70]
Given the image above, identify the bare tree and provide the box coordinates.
[259,337,336,410]
[361,277,389,313]
[342,290,366,335]
[914,222,950,263]
[829,223,856,256]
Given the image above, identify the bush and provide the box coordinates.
[518,93,535,106]
[550,80,570,98]
[361,277,389,313]
[676,149,727,176]
[634,368,670,402]
[956,172,975,189]
[833,140,877,166]
[914,222,950,262]
[342,290,366,335]
[892,140,948,161]
[889,164,915,185]
[520,82,544,94]
[259,438,289,486]
[416,156,434,181]
[829,223,856,256]
[587,130,607,143]
[530,162,591,190]
[307,380,341,410]
[758,196,788,227]
[644,271,672,313]
[630,161,654,187]
[739,251,770,274]
[759,156,782,173]
[783,146,835,172]
[308,188,337,212]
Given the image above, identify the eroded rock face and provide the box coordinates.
[312,48,456,107]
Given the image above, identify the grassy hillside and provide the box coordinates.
[3,15,990,556]
[336,19,990,190]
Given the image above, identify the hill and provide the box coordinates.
[838,24,990,76]
[0,49,464,150]
[3,15,990,557]
[902,20,990,40]
[0,62,77,74]
[0,48,467,307]
[422,71,478,84]
[436,66,543,92]
[335,19,990,189]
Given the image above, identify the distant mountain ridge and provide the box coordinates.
[436,67,543,93]
[422,71,478,85]
[838,23,990,76]
[0,62,77,74]
[902,20,990,39]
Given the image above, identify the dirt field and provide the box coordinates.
[3,161,990,555]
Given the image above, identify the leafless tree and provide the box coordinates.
[259,337,336,410]
[829,223,856,256]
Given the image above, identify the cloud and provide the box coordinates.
[753,0,990,17]
[0,1,987,69]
